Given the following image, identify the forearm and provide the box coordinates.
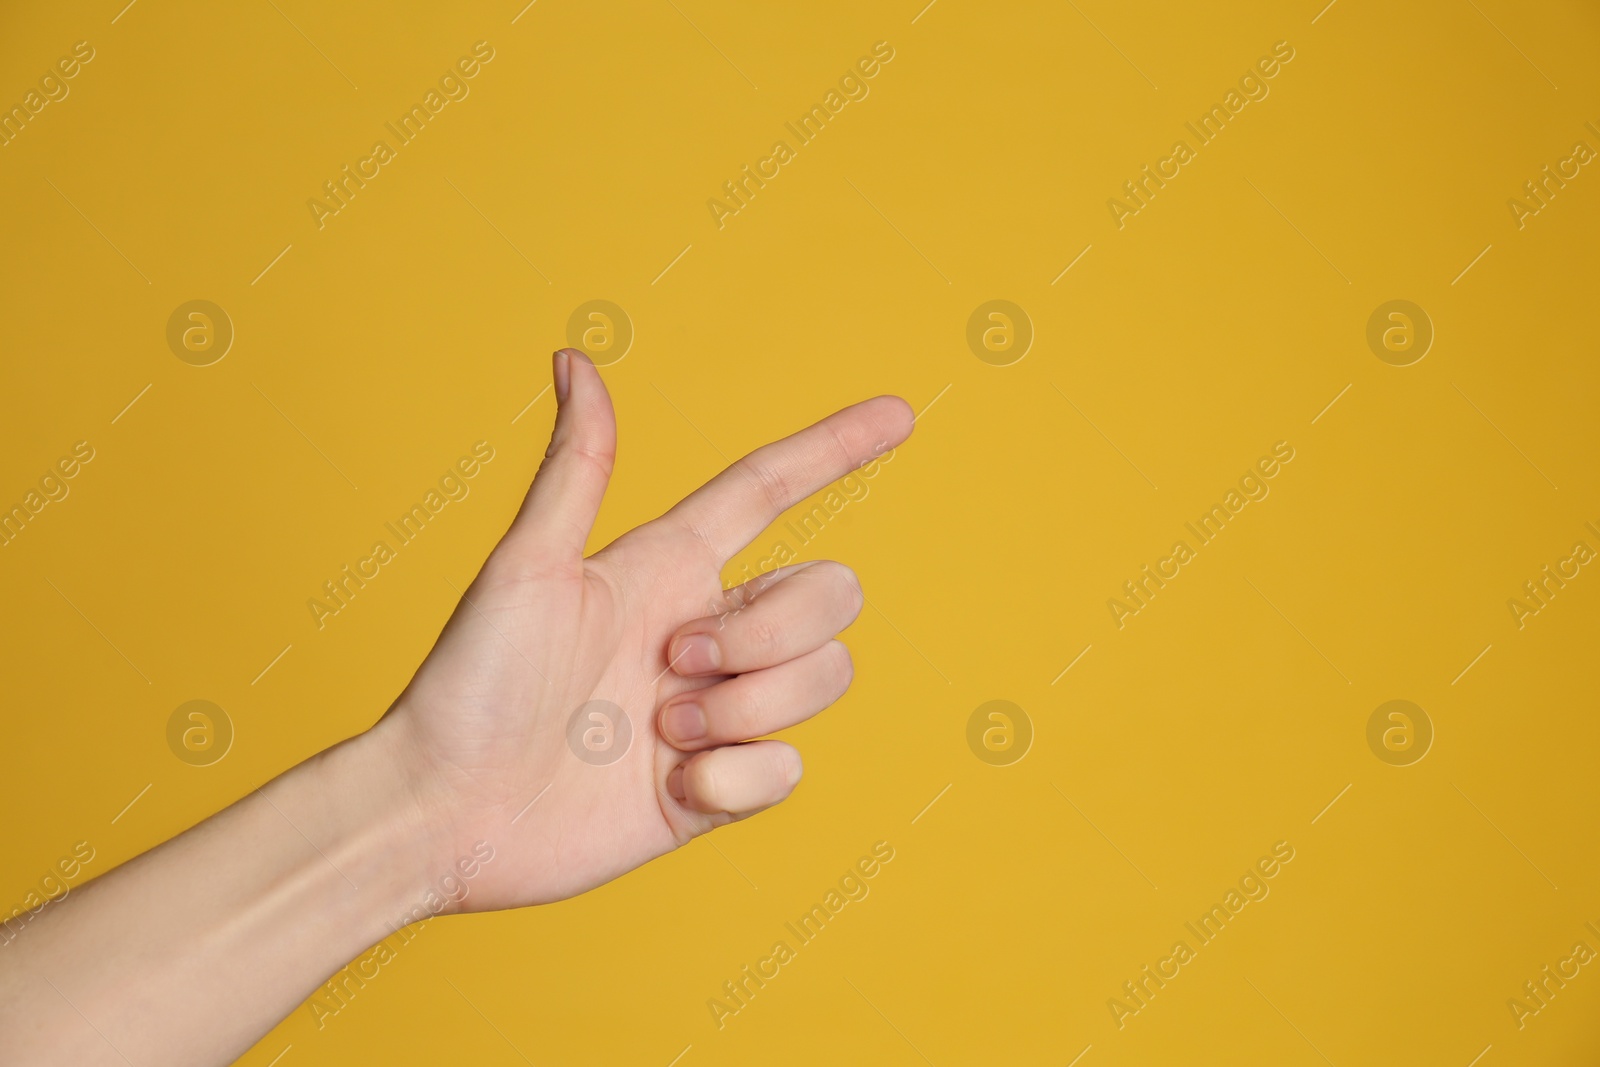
[0,720,441,1067]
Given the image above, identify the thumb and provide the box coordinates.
[503,348,617,559]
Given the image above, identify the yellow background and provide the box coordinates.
[3,0,1598,1063]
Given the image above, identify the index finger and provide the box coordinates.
[661,395,914,563]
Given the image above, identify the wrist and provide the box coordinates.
[353,708,523,919]
[302,720,461,936]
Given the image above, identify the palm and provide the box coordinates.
[385,351,911,913]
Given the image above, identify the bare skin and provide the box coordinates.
[0,350,914,1066]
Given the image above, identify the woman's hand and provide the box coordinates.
[382,349,914,912]
[0,349,910,1067]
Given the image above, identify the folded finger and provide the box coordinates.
[668,561,862,676]
[660,641,852,751]
[667,740,803,816]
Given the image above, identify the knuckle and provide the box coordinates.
[716,687,761,740]
[737,455,793,515]
[823,419,856,470]
[743,617,782,654]
[672,517,723,569]
[568,442,616,479]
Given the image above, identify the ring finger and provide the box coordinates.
[659,641,852,751]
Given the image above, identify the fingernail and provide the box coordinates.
[787,751,804,787]
[670,633,720,674]
[661,702,706,745]
[666,765,686,801]
[553,349,571,403]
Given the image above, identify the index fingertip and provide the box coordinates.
[854,394,916,452]
[881,393,915,436]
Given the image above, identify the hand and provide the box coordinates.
[379,349,913,912]
[0,347,911,1067]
